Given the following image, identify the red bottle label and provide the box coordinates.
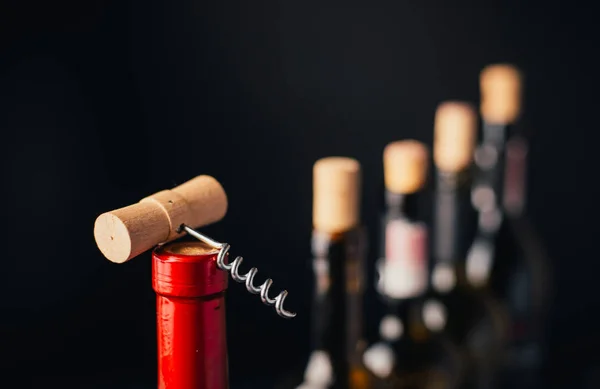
[382,219,428,298]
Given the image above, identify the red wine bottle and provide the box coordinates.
[428,102,509,389]
[362,141,465,389]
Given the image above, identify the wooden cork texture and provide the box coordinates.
[434,101,477,172]
[480,64,522,124]
[94,175,227,263]
[161,241,220,256]
[313,157,361,234]
[94,202,170,264]
[171,175,228,229]
[383,140,429,194]
[140,190,189,241]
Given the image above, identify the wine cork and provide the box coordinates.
[480,64,522,124]
[94,175,227,263]
[434,101,477,172]
[162,241,220,256]
[383,140,429,194]
[313,157,361,234]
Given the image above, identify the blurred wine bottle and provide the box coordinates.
[428,102,509,389]
[362,140,465,389]
[281,157,371,389]
[468,64,552,388]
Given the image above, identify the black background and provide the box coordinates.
[1,1,597,388]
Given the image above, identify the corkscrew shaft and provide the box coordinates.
[181,225,297,319]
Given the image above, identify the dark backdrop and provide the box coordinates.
[1,1,597,388]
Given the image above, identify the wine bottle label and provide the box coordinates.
[381,219,428,298]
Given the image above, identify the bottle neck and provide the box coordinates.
[433,168,476,265]
[482,122,509,149]
[474,121,512,214]
[384,190,421,221]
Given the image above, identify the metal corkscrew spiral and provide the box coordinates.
[180,225,297,319]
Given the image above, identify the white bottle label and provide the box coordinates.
[381,219,428,299]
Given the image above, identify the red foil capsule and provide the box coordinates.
[152,241,229,389]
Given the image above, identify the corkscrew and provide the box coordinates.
[180,224,297,319]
